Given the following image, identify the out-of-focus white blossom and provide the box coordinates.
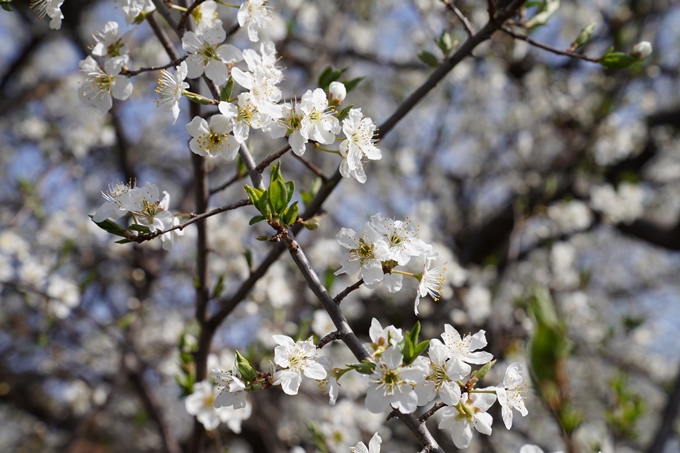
[30,0,64,29]
[590,183,644,224]
[631,41,652,60]
[350,432,381,453]
[495,362,528,429]
[92,22,133,63]
[238,0,273,42]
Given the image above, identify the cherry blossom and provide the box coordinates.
[495,362,529,429]
[237,0,273,42]
[334,224,390,286]
[350,432,382,453]
[186,115,236,158]
[365,346,422,414]
[273,335,326,395]
[78,56,133,115]
[156,61,189,124]
[438,392,496,448]
[438,324,494,375]
[182,21,243,86]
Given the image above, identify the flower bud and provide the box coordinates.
[328,81,346,106]
[631,41,652,60]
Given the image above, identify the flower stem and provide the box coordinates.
[169,4,188,11]
[314,143,340,155]
[215,0,240,7]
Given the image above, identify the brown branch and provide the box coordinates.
[333,279,364,304]
[419,402,447,422]
[317,331,344,349]
[121,55,188,77]
[443,0,475,36]
[500,27,600,63]
[294,153,329,182]
[147,13,181,60]
[376,0,526,139]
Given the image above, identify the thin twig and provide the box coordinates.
[419,402,447,422]
[333,279,364,304]
[500,27,600,63]
[239,142,264,189]
[443,0,475,36]
[316,331,344,349]
[255,144,291,172]
[293,154,329,182]
[121,55,188,77]
[130,198,252,243]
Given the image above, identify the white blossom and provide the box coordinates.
[299,88,341,144]
[329,81,346,104]
[369,213,432,266]
[495,362,528,429]
[30,0,64,29]
[367,318,403,355]
[78,56,133,115]
[316,356,340,405]
[631,41,652,60]
[350,432,382,453]
[219,94,267,144]
[237,0,273,42]
[210,366,248,409]
[413,342,465,407]
[438,392,496,448]
[365,346,422,414]
[115,0,154,24]
[186,115,236,158]
[273,335,326,395]
[439,324,494,375]
[193,0,219,33]
[339,108,381,183]
[232,66,283,119]
[266,102,306,155]
[46,276,80,319]
[590,183,644,224]
[414,253,447,315]
[182,21,243,86]
[92,22,133,63]
[334,224,390,286]
[185,380,251,432]
[156,61,189,124]
[93,181,181,250]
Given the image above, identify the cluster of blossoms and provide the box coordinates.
[335,213,445,314]
[204,321,528,449]
[93,181,183,250]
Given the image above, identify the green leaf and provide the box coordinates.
[220,77,234,102]
[318,66,348,90]
[254,192,272,220]
[418,51,439,68]
[346,361,376,375]
[436,30,453,55]
[471,359,496,380]
[212,274,225,299]
[282,201,299,226]
[336,104,354,122]
[249,215,266,225]
[323,266,336,290]
[90,216,129,237]
[342,77,364,93]
[410,321,421,345]
[184,91,214,105]
[0,0,12,12]
[284,180,295,206]
[413,340,430,359]
[244,247,253,270]
[270,161,283,185]
[599,50,639,69]
[306,178,323,206]
[525,0,560,29]
[571,22,596,50]
[269,179,288,214]
[115,238,132,244]
[235,350,258,383]
[129,224,151,233]
[243,185,264,205]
